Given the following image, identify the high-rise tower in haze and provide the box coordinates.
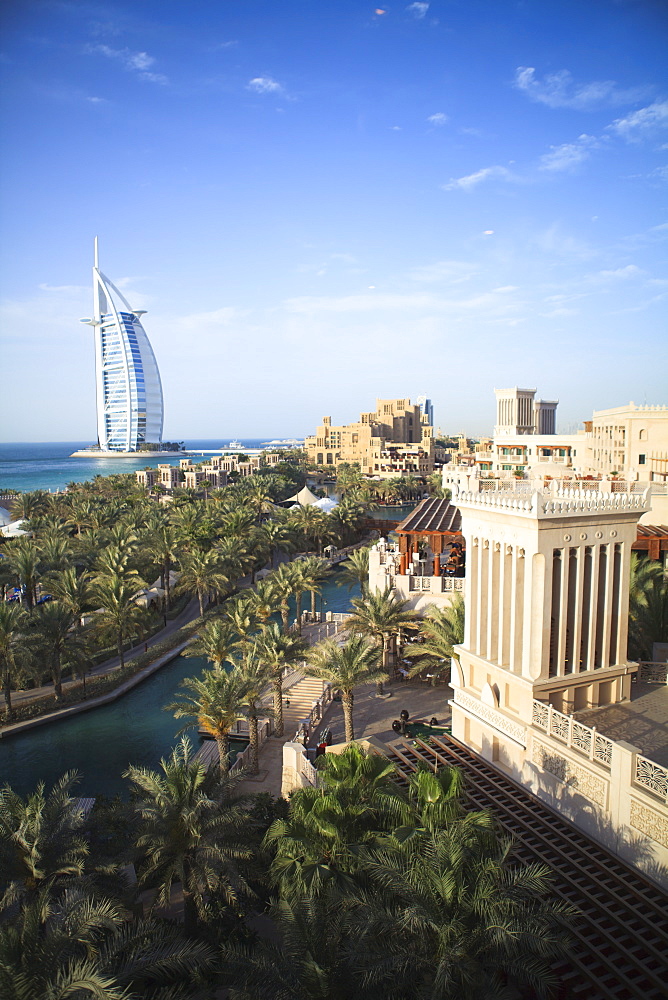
[81,239,163,452]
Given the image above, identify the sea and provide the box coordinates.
[0,440,292,494]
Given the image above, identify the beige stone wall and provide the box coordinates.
[588,403,668,480]
[305,398,432,472]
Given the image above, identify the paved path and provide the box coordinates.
[8,596,201,710]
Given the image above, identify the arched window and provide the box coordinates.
[639,429,647,441]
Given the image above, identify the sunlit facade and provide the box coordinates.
[82,239,163,452]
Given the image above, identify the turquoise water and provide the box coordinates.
[0,570,358,798]
[0,440,271,494]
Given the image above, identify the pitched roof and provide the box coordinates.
[395,497,462,534]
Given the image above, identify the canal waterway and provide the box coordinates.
[0,569,361,799]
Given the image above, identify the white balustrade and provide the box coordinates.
[531,700,613,769]
[634,755,668,802]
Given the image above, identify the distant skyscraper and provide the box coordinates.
[416,395,434,426]
[81,239,163,452]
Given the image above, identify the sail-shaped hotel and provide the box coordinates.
[81,239,163,452]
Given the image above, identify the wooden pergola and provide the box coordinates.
[395,497,464,576]
[633,524,668,562]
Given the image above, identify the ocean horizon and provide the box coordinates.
[0,439,304,494]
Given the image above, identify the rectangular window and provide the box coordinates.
[639,454,646,464]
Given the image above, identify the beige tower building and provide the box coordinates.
[449,482,668,883]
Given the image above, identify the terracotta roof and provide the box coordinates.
[396,497,462,534]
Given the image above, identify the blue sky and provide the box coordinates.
[1,0,666,441]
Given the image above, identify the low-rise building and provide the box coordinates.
[305,397,435,474]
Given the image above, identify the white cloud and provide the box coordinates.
[427,112,448,126]
[442,165,513,191]
[248,76,282,94]
[594,265,644,281]
[407,260,476,284]
[406,3,429,18]
[89,45,167,84]
[539,134,598,172]
[607,101,668,141]
[513,66,644,110]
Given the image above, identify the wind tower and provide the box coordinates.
[81,238,163,452]
[448,482,668,878]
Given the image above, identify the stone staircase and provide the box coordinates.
[281,672,331,740]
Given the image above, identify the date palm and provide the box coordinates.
[338,545,371,597]
[124,736,253,932]
[38,532,74,575]
[403,592,465,683]
[0,770,88,912]
[0,884,216,999]
[234,651,273,775]
[93,572,146,669]
[243,578,281,625]
[269,561,297,634]
[0,603,30,719]
[5,539,41,610]
[28,601,89,700]
[188,617,237,670]
[9,490,50,522]
[306,635,384,743]
[354,825,573,1000]
[344,587,420,695]
[168,664,251,775]
[262,518,296,567]
[49,566,94,619]
[299,555,332,616]
[253,623,307,737]
[175,549,234,617]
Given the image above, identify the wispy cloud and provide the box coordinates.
[539,134,599,172]
[406,2,429,18]
[514,66,644,110]
[427,112,448,126]
[442,165,514,191]
[607,100,668,141]
[247,76,283,95]
[407,260,476,284]
[88,45,168,84]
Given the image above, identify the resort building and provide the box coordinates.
[81,239,163,453]
[305,397,435,475]
[449,480,668,884]
[586,402,668,481]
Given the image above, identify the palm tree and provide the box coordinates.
[243,578,281,624]
[354,823,573,1000]
[344,587,420,695]
[92,572,146,669]
[0,884,215,999]
[124,736,252,932]
[299,555,332,616]
[175,549,234,616]
[10,490,50,522]
[188,617,237,670]
[628,579,668,660]
[262,518,296,567]
[223,595,260,653]
[264,744,399,904]
[5,540,41,610]
[338,545,371,596]
[168,664,251,775]
[307,635,384,743]
[0,771,88,911]
[48,566,93,619]
[403,592,465,683]
[269,561,297,634]
[28,601,89,701]
[253,623,307,737]
[289,504,327,554]
[286,559,312,635]
[149,518,179,609]
[235,651,273,775]
[37,532,74,575]
[0,603,30,719]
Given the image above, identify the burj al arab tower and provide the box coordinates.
[81,239,163,452]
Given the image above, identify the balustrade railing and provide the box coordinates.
[408,575,464,593]
[532,700,613,767]
[638,661,668,685]
[634,755,668,802]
